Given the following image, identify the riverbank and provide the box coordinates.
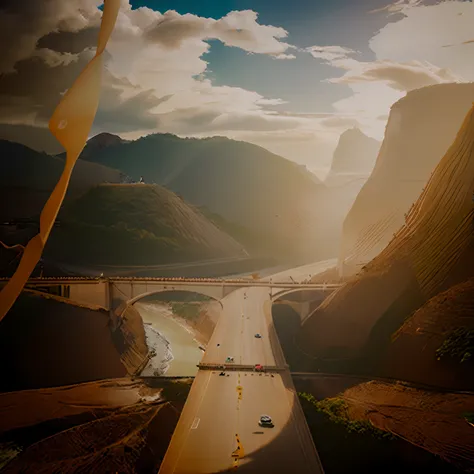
[136,302,204,377]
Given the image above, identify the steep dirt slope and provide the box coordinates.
[298,102,474,366]
[1,403,180,474]
[382,279,474,390]
[339,381,474,472]
[0,378,161,434]
[340,83,474,277]
[0,378,192,473]
[0,292,148,392]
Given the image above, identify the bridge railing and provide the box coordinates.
[1,277,343,289]
[197,363,288,373]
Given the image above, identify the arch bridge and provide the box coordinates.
[0,277,341,320]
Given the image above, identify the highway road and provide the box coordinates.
[260,258,337,284]
[159,287,324,474]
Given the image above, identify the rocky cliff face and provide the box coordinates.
[297,102,474,365]
[325,128,380,185]
[339,83,474,277]
[311,129,381,254]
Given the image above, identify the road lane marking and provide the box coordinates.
[232,433,245,459]
[191,417,200,430]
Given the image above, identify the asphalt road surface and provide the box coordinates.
[158,287,324,474]
[260,258,337,284]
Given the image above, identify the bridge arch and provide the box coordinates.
[126,289,223,309]
[109,280,228,314]
[271,287,335,322]
[114,288,224,321]
[272,287,334,302]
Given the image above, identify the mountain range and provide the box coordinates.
[76,133,331,261]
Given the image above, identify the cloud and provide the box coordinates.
[0,0,102,74]
[0,0,313,156]
[368,0,424,15]
[144,9,294,58]
[307,0,474,140]
[32,48,82,67]
[329,59,461,91]
[306,45,358,62]
[320,116,360,129]
[368,0,474,81]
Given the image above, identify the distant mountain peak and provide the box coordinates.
[326,127,380,181]
[87,132,125,147]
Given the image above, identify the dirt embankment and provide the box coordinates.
[0,378,191,473]
[309,265,345,284]
[114,304,149,374]
[182,300,222,344]
[0,378,161,435]
[146,292,222,346]
[383,279,474,390]
[339,381,474,472]
[298,103,474,389]
[0,292,148,392]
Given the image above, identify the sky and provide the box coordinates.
[1,0,473,177]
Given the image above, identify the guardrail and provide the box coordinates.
[197,363,288,373]
[0,276,342,286]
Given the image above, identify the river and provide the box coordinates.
[135,302,203,376]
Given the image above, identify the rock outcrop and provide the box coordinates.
[298,102,474,363]
[325,127,380,186]
[339,83,474,277]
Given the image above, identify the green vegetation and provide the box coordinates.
[45,185,240,265]
[199,207,262,249]
[463,412,474,424]
[0,443,21,470]
[436,327,474,363]
[169,302,202,321]
[298,392,395,440]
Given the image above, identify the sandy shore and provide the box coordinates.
[136,302,203,377]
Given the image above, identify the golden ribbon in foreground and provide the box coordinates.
[0,0,120,321]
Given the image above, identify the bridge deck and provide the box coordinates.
[197,363,288,372]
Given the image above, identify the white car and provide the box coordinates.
[259,415,274,428]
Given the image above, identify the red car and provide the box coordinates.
[254,364,264,372]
